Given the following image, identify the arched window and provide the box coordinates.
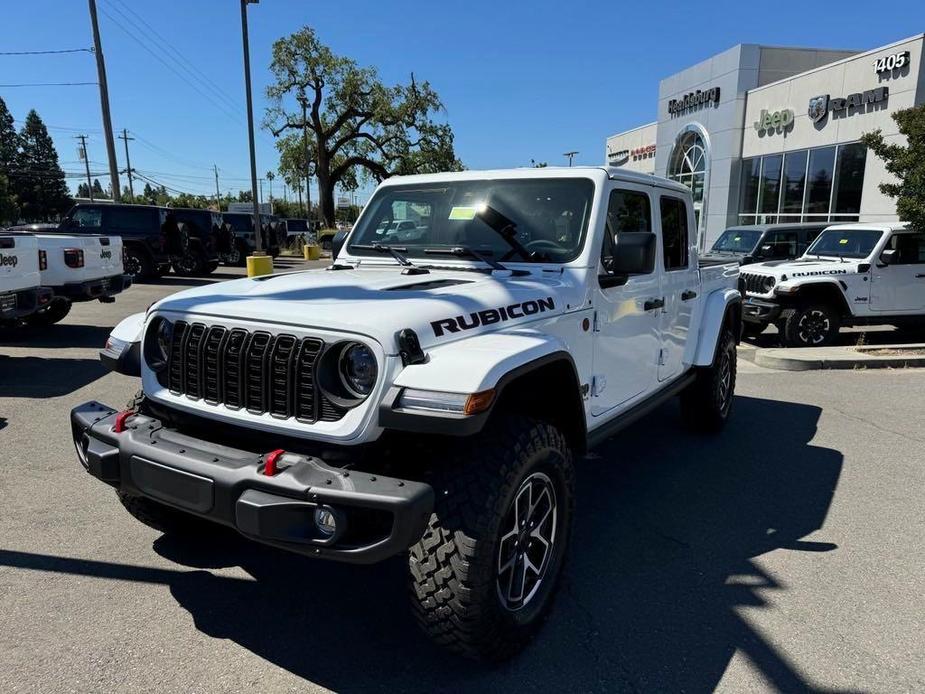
[667,130,706,204]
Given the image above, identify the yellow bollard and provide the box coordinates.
[246,254,273,277]
[308,245,321,260]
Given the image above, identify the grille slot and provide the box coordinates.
[163,322,337,422]
[740,272,772,294]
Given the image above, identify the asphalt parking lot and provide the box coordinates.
[1,260,923,693]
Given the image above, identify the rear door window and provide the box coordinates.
[71,207,103,228]
[659,197,689,270]
[106,207,156,231]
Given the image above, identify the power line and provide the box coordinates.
[0,82,98,88]
[0,48,93,55]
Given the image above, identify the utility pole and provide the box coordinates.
[76,135,93,202]
[239,0,262,253]
[88,0,121,202]
[118,128,134,199]
[213,165,221,210]
[297,93,313,226]
[563,151,579,167]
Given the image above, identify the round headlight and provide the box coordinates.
[145,317,172,372]
[762,276,776,292]
[338,343,377,398]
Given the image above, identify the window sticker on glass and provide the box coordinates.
[839,238,849,245]
[448,206,479,221]
[733,235,741,242]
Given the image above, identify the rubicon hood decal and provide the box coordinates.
[432,297,555,337]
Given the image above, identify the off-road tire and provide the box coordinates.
[172,250,206,277]
[321,237,333,251]
[409,416,575,661]
[124,247,154,280]
[681,326,737,433]
[23,297,71,326]
[781,303,841,347]
[205,260,220,274]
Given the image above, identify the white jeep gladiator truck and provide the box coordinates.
[0,231,53,324]
[71,167,741,659]
[740,223,925,346]
[29,230,131,325]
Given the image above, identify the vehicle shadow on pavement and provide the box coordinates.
[0,323,112,349]
[0,355,108,398]
[0,394,844,692]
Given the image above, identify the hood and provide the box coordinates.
[743,257,861,280]
[152,265,585,353]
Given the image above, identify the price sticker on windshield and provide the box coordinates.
[733,235,741,242]
[449,206,479,221]
[839,238,849,245]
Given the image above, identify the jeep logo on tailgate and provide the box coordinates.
[0,253,18,268]
[431,297,555,337]
[100,250,112,259]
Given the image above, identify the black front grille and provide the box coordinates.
[740,272,773,294]
[161,321,340,422]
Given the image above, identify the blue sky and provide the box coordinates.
[2,0,923,204]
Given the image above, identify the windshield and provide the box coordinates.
[348,178,595,263]
[711,228,762,253]
[805,229,883,259]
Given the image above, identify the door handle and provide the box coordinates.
[644,298,665,311]
[681,290,698,301]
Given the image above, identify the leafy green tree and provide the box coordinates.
[76,182,90,199]
[92,178,106,199]
[265,27,461,226]
[862,104,925,231]
[0,97,21,223]
[14,110,72,221]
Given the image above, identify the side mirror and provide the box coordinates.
[612,232,656,275]
[879,248,898,266]
[331,230,349,259]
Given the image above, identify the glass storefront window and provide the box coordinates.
[781,150,807,215]
[740,158,760,216]
[832,144,867,215]
[758,155,782,215]
[805,146,837,216]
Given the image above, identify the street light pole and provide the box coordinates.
[240,0,262,254]
[88,0,121,202]
[563,151,579,167]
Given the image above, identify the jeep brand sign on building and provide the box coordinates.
[606,33,925,249]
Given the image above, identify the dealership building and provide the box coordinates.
[605,34,925,249]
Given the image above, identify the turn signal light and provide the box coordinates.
[464,389,496,415]
[38,250,47,271]
[64,248,85,268]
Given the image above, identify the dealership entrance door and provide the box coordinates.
[667,126,708,248]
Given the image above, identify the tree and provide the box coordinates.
[14,110,72,221]
[92,178,106,199]
[265,27,461,226]
[862,104,925,231]
[0,97,20,224]
[77,182,90,199]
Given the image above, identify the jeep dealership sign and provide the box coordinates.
[668,87,720,116]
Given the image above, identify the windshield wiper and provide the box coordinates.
[350,243,429,274]
[424,246,510,272]
[475,205,534,262]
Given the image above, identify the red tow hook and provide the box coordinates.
[263,449,285,476]
[112,409,134,433]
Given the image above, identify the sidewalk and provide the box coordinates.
[738,342,925,371]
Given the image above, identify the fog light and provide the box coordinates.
[314,507,337,536]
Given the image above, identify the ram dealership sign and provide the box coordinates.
[808,87,889,124]
[668,87,721,116]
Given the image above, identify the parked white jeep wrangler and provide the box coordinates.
[0,232,53,324]
[72,167,741,659]
[740,223,925,346]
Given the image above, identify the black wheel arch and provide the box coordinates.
[379,351,587,454]
[780,281,852,317]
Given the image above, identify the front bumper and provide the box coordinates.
[0,286,53,320]
[70,401,434,564]
[742,297,782,325]
[59,274,132,302]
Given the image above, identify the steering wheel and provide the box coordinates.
[524,239,560,252]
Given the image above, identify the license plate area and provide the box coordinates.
[129,457,214,513]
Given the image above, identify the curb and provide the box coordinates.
[737,342,925,371]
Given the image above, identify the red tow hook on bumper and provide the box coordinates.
[112,409,134,434]
[263,449,286,476]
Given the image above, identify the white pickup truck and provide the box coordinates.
[71,167,741,659]
[0,232,52,324]
[8,225,132,325]
[740,223,925,346]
